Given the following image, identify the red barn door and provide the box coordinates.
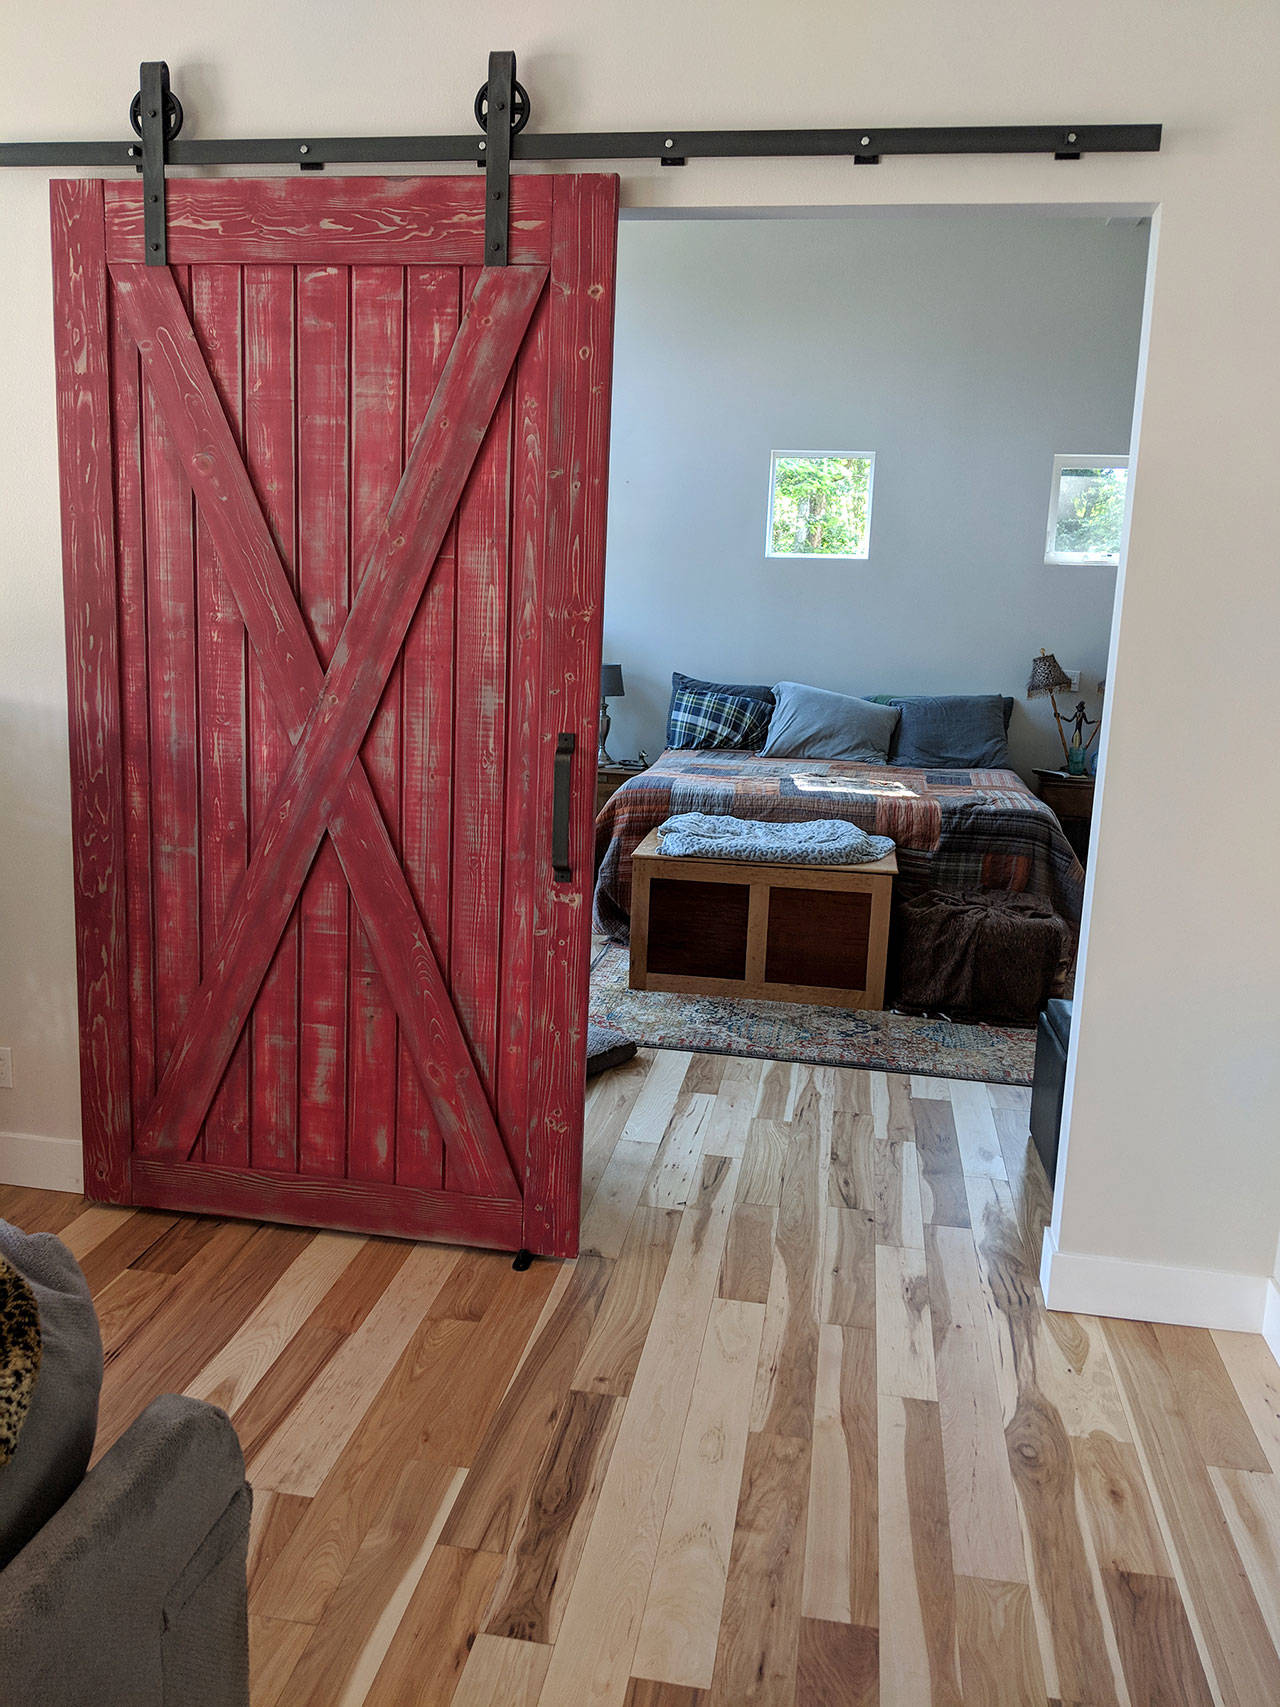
[50,173,617,1257]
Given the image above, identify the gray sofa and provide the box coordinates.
[0,1223,251,1707]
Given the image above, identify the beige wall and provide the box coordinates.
[3,2,1278,1319]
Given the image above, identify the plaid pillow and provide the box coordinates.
[667,684,773,750]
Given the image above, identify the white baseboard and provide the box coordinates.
[1263,1279,1280,1364]
[1039,1225,1269,1334]
[0,1130,84,1194]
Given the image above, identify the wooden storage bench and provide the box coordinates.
[628,828,897,1011]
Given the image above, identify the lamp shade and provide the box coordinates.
[1026,650,1073,698]
[600,663,625,700]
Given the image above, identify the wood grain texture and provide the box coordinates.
[574,1204,681,1396]
[23,1055,1277,1707]
[633,1297,766,1688]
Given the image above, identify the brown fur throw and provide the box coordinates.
[893,889,1071,1025]
[0,1254,41,1468]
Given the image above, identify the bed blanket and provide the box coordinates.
[656,813,896,865]
[593,749,1084,945]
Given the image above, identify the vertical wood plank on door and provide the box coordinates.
[110,272,156,1128]
[450,260,513,1132]
[498,276,551,1193]
[243,264,300,1172]
[295,263,351,1177]
[143,265,200,1098]
[51,178,132,1201]
[396,265,459,1190]
[346,265,405,1184]
[525,174,620,1257]
[190,263,250,1167]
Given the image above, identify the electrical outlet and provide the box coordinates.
[0,1048,11,1090]
[1067,669,1081,691]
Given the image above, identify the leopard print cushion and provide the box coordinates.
[0,1253,41,1468]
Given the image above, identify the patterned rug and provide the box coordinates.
[588,942,1035,1086]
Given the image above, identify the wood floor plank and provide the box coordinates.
[874,1243,936,1402]
[1105,1316,1280,1707]
[925,1223,1024,1584]
[822,1205,875,1331]
[633,1297,766,1688]
[249,1614,316,1707]
[706,1428,811,1707]
[751,1126,823,1438]
[874,1135,925,1250]
[58,1203,137,1261]
[964,1179,1121,1706]
[453,1635,553,1707]
[583,1055,653,1204]
[361,1543,505,1707]
[645,1092,715,1209]
[574,1204,682,1396]
[92,1266,173,1359]
[992,1108,1051,1269]
[1153,1322,1271,1472]
[537,1154,739,1707]
[911,1098,970,1231]
[1071,1432,1170,1576]
[247,1489,311,1597]
[442,1256,612,1553]
[1101,1569,1215,1707]
[186,1229,364,1411]
[1212,1329,1280,1476]
[74,1208,180,1292]
[230,1318,348,1464]
[582,1138,662,1259]
[1210,1466,1280,1659]
[719,1202,777,1306]
[736,1118,789,1207]
[955,1577,1047,1707]
[702,1056,764,1159]
[263,1461,466,1700]
[484,1387,625,1644]
[829,1109,874,1212]
[248,1242,461,1495]
[947,1080,1007,1179]
[795,1618,877,1706]
[877,1394,962,1706]
[619,1048,694,1145]
[754,1058,794,1120]
[802,1323,877,1628]
[0,1186,86,1234]
[624,1682,707,1707]
[129,1212,225,1273]
[684,1053,727,1095]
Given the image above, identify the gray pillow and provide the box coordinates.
[872,694,1011,769]
[0,1222,103,1569]
[761,681,901,763]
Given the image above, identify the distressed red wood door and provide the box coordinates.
[50,173,617,1257]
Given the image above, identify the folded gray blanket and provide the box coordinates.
[656,812,895,865]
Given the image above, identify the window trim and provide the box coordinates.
[1044,452,1130,567]
[765,449,876,562]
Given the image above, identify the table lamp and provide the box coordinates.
[1027,648,1098,774]
[598,663,624,763]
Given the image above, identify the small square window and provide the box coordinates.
[766,451,875,560]
[1045,454,1129,566]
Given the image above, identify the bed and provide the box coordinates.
[592,748,1085,1003]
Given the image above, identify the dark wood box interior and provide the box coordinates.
[765,886,871,989]
[646,879,750,979]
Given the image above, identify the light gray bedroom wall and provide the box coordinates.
[602,211,1149,779]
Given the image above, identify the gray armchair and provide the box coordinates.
[0,1392,251,1707]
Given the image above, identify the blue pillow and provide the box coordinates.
[667,672,774,747]
[667,684,773,750]
[870,694,1011,769]
[761,681,900,763]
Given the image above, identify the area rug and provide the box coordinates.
[588,942,1035,1086]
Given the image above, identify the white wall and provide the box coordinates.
[602,211,1147,775]
[3,1,1279,1328]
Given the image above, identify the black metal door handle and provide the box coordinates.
[552,733,575,882]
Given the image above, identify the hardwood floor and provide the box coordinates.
[6,1052,1280,1704]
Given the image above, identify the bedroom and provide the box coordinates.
[589,205,1147,1073]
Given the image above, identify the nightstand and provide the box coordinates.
[596,759,646,814]
[1034,768,1095,865]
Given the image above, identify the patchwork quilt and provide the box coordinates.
[592,748,1085,944]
